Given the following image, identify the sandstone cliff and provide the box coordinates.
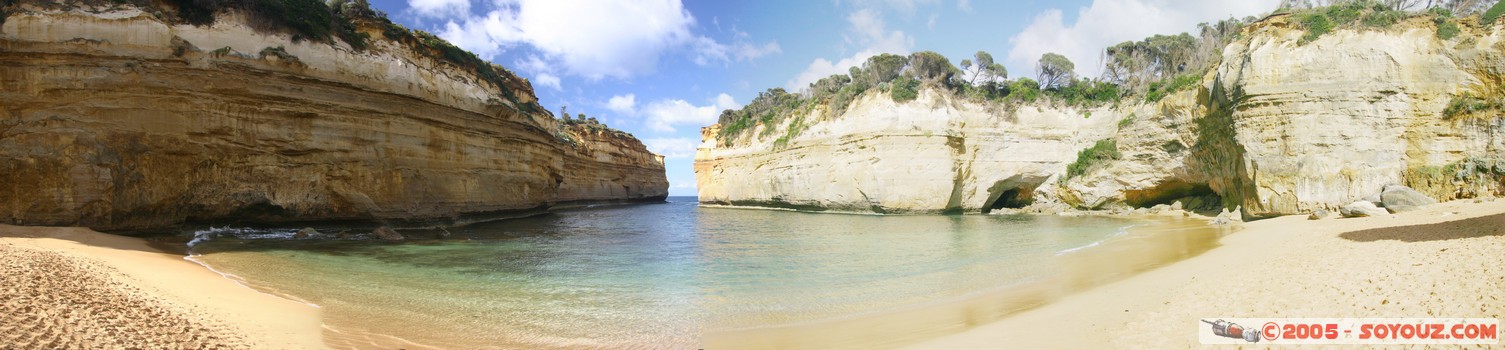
[695,90,1121,213]
[696,15,1505,217]
[0,3,667,230]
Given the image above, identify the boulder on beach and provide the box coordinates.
[1380,185,1437,213]
[1340,201,1388,218]
[372,227,404,241]
[294,227,320,240]
[1307,208,1331,220]
[1211,206,1243,225]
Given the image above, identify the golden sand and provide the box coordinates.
[0,225,323,349]
[912,200,1505,348]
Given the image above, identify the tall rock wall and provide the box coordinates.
[694,89,1122,213]
[696,15,1505,217]
[0,5,667,230]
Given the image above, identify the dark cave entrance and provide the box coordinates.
[1123,179,1222,211]
[981,175,1048,214]
[987,188,1030,211]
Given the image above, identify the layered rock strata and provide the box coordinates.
[696,16,1505,217]
[0,5,667,230]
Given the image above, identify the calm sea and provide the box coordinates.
[186,196,1224,348]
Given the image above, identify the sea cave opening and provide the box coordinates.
[981,175,1048,214]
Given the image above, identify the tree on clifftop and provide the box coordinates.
[1036,53,1075,90]
[960,50,1007,86]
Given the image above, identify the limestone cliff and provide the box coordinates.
[696,15,1505,217]
[695,90,1121,213]
[0,3,667,230]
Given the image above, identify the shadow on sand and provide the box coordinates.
[1340,212,1505,243]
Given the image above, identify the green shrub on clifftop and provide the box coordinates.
[890,76,920,103]
[1292,1,1409,45]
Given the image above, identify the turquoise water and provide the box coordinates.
[188,197,1186,348]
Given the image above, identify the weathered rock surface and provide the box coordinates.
[0,5,667,230]
[1380,185,1438,213]
[1340,201,1389,218]
[695,16,1504,217]
[694,89,1120,213]
[1308,209,1331,220]
[371,227,403,241]
[293,227,319,240]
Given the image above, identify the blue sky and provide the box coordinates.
[365,0,1280,196]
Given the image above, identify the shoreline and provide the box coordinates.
[909,199,1505,348]
[704,215,1229,349]
[0,225,324,349]
[2,200,1500,348]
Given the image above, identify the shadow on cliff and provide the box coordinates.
[1339,213,1505,242]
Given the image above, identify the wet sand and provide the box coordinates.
[912,199,1505,349]
[0,225,323,349]
[705,216,1233,349]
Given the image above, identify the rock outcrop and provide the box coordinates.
[1380,185,1438,213]
[695,15,1504,217]
[1340,201,1390,218]
[0,4,667,230]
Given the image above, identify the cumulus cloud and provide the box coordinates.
[643,137,701,159]
[784,8,912,91]
[607,94,637,115]
[642,94,740,133]
[1005,0,1279,79]
[533,73,561,90]
[435,0,776,80]
[408,0,471,19]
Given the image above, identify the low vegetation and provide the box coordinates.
[1485,0,1505,24]
[1289,1,1410,44]
[1282,0,1493,44]
[1442,94,1504,119]
[710,1,1503,148]
[1144,74,1201,103]
[1066,139,1122,179]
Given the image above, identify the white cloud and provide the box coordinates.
[1005,0,1279,79]
[784,9,912,91]
[434,0,778,81]
[607,94,637,115]
[735,41,783,61]
[642,93,740,133]
[533,73,561,90]
[643,137,700,159]
[957,0,972,12]
[409,0,471,19]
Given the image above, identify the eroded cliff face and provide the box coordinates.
[1068,15,1505,218]
[694,89,1122,213]
[696,15,1505,217]
[0,5,667,230]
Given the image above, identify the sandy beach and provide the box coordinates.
[912,199,1505,349]
[0,225,323,349]
[2,200,1502,349]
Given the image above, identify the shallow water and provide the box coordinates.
[188,197,1226,348]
